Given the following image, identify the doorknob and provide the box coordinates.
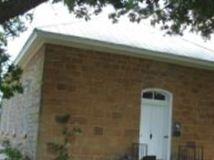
[150,134,153,139]
[164,135,169,139]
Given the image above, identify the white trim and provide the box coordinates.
[14,30,45,67]
[14,29,214,70]
[140,88,173,160]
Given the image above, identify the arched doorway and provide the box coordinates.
[139,89,173,160]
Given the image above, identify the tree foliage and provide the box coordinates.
[1,0,214,37]
[0,0,214,98]
[66,0,214,38]
[0,140,30,160]
[47,114,81,160]
[0,17,24,99]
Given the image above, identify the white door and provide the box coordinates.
[139,91,171,160]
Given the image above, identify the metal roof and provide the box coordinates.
[15,19,214,70]
[38,19,214,63]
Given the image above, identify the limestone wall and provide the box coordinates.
[0,47,45,160]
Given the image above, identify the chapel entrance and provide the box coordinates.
[139,89,172,160]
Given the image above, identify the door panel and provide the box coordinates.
[140,101,170,160]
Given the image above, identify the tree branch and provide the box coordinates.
[0,0,48,24]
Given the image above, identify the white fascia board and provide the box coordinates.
[15,29,214,70]
[14,29,44,67]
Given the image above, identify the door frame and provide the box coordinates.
[139,88,173,160]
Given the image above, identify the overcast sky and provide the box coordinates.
[7,2,214,60]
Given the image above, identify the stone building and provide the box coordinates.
[1,22,214,160]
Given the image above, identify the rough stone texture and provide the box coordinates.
[1,43,214,160]
[37,44,214,160]
[0,47,45,160]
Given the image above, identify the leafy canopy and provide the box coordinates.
[0,0,214,98]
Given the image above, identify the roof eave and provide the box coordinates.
[14,29,44,66]
[15,29,214,70]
